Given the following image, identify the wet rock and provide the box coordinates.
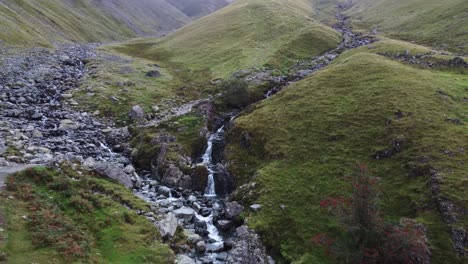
[213,164,232,197]
[216,220,232,231]
[192,165,208,192]
[196,241,207,253]
[195,220,208,236]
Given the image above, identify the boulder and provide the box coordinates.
[146,70,161,78]
[157,186,172,197]
[187,234,203,245]
[156,213,178,239]
[123,165,135,175]
[216,220,233,231]
[196,241,206,253]
[162,165,184,188]
[225,201,244,221]
[129,105,145,121]
[93,162,133,188]
[226,225,274,264]
[176,255,196,264]
[173,207,195,220]
[59,119,78,130]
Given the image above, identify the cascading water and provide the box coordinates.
[201,125,225,197]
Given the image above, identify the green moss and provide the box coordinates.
[0,166,174,263]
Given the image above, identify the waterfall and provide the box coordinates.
[202,126,225,197]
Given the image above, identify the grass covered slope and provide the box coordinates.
[0,166,174,263]
[226,46,467,262]
[0,0,191,47]
[348,0,467,54]
[113,0,341,80]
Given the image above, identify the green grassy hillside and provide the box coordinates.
[226,42,468,263]
[311,0,468,54]
[90,0,340,121]
[0,166,174,263]
[0,0,191,47]
[115,0,340,78]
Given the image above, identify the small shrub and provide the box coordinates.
[218,78,250,109]
[312,164,430,264]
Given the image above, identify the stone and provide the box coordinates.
[225,201,244,221]
[31,129,43,138]
[187,234,203,245]
[59,119,78,130]
[151,105,160,112]
[187,195,197,203]
[156,213,178,239]
[93,162,133,188]
[173,207,195,220]
[123,165,135,175]
[224,239,234,250]
[196,241,206,253]
[157,186,172,197]
[82,157,96,169]
[30,112,43,120]
[176,255,196,264]
[250,204,262,211]
[162,165,184,187]
[195,220,208,236]
[129,105,144,121]
[146,70,161,78]
[216,220,233,231]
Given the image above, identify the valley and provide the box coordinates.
[0,0,467,264]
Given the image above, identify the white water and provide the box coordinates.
[99,142,115,158]
[202,126,225,197]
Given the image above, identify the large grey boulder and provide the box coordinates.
[173,207,195,220]
[93,162,133,188]
[227,226,275,264]
[225,201,244,221]
[161,164,184,187]
[156,213,178,239]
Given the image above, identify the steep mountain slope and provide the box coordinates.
[226,41,468,263]
[166,0,231,19]
[311,0,468,54]
[0,0,191,46]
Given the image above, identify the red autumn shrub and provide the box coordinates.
[312,164,430,264]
